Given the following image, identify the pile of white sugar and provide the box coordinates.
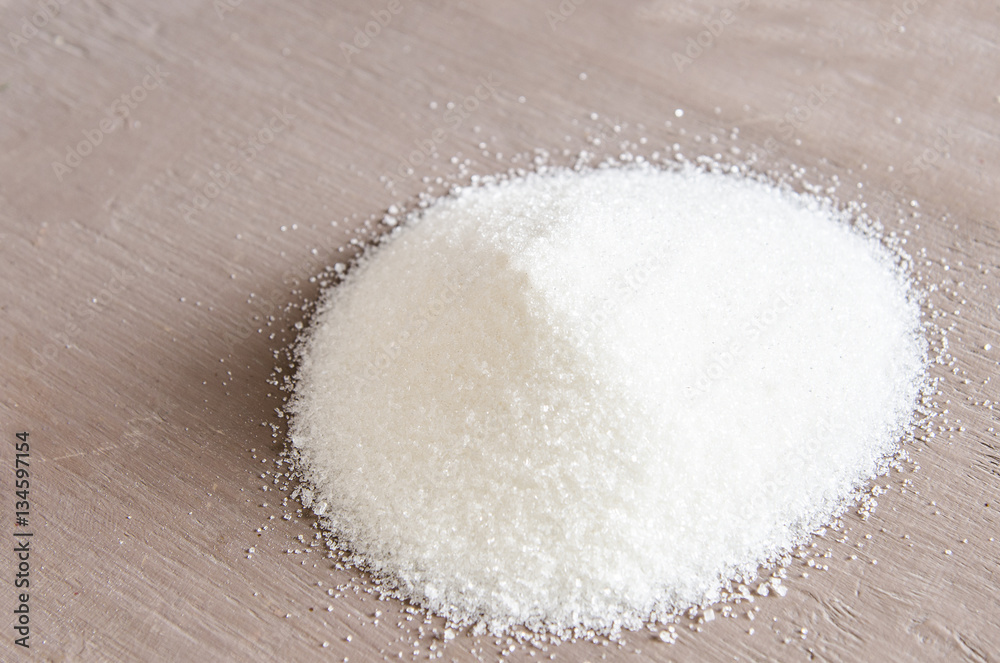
[287,165,927,636]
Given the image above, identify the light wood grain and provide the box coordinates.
[1,0,999,661]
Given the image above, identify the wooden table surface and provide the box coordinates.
[2,1,999,661]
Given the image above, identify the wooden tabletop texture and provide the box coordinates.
[1,0,999,661]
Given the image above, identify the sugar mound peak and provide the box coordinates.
[288,166,927,635]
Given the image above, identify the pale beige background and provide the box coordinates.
[1,0,999,661]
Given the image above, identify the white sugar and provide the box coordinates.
[287,165,927,636]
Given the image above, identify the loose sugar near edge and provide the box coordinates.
[286,164,928,636]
